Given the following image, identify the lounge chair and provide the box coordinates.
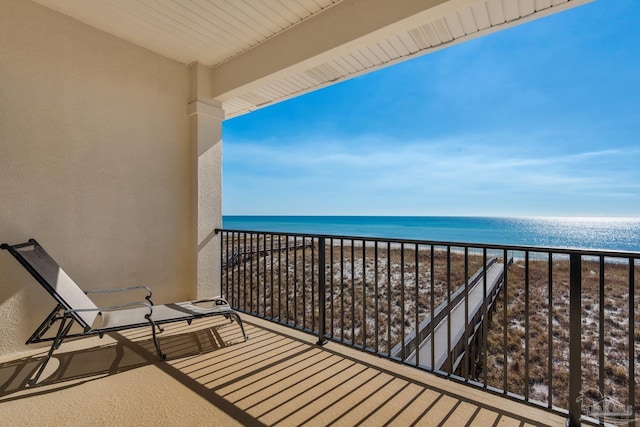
[1,238,247,386]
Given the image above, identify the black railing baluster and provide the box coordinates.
[278,235,282,321]
[254,234,258,314]
[464,247,469,380]
[239,233,243,309]
[568,253,582,427]
[430,245,435,372]
[548,252,554,409]
[256,233,260,314]
[317,237,326,345]
[294,236,298,327]
[270,234,274,319]
[312,238,316,333]
[503,249,508,394]
[362,241,367,349]
[415,243,419,367]
[446,246,451,374]
[524,251,530,400]
[341,239,345,342]
[302,237,307,329]
[228,232,233,304]
[243,233,248,311]
[598,255,605,405]
[482,247,488,389]
[351,241,355,344]
[375,241,379,353]
[330,238,335,339]
[250,234,254,310]
[387,241,391,358]
[233,231,236,304]
[221,231,226,299]
[286,235,290,325]
[629,258,635,419]
[263,234,267,317]
[400,243,405,359]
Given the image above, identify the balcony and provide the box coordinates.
[1,314,565,426]
[1,1,621,425]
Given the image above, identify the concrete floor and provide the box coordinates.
[0,314,567,426]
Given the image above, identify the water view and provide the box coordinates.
[223,216,640,252]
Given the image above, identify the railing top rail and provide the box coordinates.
[215,228,640,259]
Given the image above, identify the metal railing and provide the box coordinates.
[216,228,639,426]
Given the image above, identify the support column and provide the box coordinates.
[188,63,224,298]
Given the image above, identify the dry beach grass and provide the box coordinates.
[485,257,640,411]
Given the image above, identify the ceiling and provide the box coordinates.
[32,0,591,118]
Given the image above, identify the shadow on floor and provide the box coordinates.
[125,317,563,426]
[0,316,564,426]
[0,319,243,400]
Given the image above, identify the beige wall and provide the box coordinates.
[0,0,197,355]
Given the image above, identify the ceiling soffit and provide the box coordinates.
[31,0,591,118]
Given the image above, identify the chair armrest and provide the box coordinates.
[191,297,229,306]
[84,286,154,304]
[67,301,153,315]
[67,302,154,330]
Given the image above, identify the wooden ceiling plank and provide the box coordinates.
[367,43,392,63]
[444,12,466,39]
[349,49,375,69]
[345,52,368,72]
[331,56,360,74]
[486,0,506,25]
[408,28,431,50]
[386,34,411,57]
[92,0,212,62]
[503,0,521,21]
[289,71,318,87]
[471,2,493,30]
[188,0,264,51]
[397,31,421,54]
[281,0,315,19]
[144,0,252,48]
[457,7,479,35]
[535,0,553,11]
[422,23,443,47]
[519,0,536,16]
[433,18,453,43]
[267,0,304,24]
[377,38,403,59]
[224,0,284,36]
[243,0,292,29]
[359,46,385,65]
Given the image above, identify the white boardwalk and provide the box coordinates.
[406,261,504,370]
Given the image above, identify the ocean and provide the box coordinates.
[222,216,640,252]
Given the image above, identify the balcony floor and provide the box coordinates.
[0,315,566,426]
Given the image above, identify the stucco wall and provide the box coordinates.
[0,0,193,355]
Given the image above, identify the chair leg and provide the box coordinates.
[232,312,248,341]
[28,316,71,387]
[26,305,62,345]
[147,318,166,360]
[54,320,75,350]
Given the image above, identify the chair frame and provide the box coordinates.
[1,239,247,386]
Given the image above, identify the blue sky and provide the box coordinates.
[222,0,640,217]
